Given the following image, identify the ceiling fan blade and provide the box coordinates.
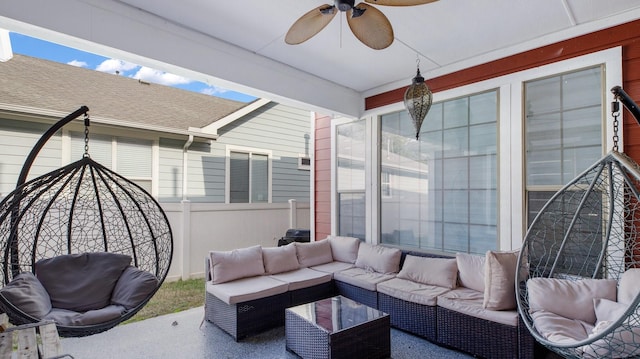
[285,5,337,45]
[364,0,438,5]
[347,3,394,50]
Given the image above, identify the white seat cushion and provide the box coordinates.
[309,261,354,276]
[437,287,519,327]
[334,267,395,291]
[206,276,288,305]
[531,310,592,344]
[269,268,332,291]
[376,277,451,306]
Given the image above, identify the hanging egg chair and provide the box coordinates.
[0,107,173,337]
[516,87,640,358]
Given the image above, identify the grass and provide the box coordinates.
[123,278,205,324]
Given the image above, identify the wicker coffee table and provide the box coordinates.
[285,295,390,359]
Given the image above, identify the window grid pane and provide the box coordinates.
[337,120,366,239]
[381,90,498,254]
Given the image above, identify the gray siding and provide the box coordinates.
[0,119,62,197]
[186,141,225,203]
[215,103,311,203]
[158,138,184,202]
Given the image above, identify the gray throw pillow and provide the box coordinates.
[0,272,51,318]
[36,252,131,312]
[111,266,159,310]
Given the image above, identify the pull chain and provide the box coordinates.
[612,99,620,152]
[83,112,91,158]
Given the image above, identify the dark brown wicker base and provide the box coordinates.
[205,290,289,341]
[377,292,438,342]
[289,281,337,306]
[285,300,390,359]
[436,306,534,359]
[335,280,378,308]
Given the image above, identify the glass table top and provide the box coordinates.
[286,295,388,334]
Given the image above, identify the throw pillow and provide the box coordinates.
[0,272,51,318]
[397,255,458,288]
[456,252,485,292]
[209,245,265,284]
[262,243,300,274]
[618,268,640,305]
[354,242,401,274]
[295,239,333,267]
[483,250,518,310]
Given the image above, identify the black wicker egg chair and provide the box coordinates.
[516,88,640,358]
[0,107,173,337]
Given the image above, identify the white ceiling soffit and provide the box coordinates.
[1,0,640,119]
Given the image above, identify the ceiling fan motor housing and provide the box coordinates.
[336,0,355,11]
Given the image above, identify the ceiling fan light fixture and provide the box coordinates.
[404,67,432,140]
[336,0,355,11]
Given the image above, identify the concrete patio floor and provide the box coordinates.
[60,306,474,358]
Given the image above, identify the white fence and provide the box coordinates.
[162,199,311,281]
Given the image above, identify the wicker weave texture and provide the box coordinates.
[290,281,337,306]
[285,301,390,359]
[377,292,437,342]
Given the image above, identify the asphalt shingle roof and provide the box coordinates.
[0,54,249,131]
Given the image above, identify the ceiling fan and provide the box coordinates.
[285,0,438,50]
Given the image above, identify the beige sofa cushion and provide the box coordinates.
[618,268,640,305]
[262,244,300,274]
[456,252,485,292]
[269,268,332,291]
[531,310,592,344]
[209,245,265,284]
[377,277,451,306]
[437,287,519,327]
[355,243,401,274]
[328,236,361,263]
[483,250,518,310]
[309,261,355,276]
[206,276,288,305]
[527,277,617,323]
[295,239,333,267]
[334,267,395,291]
[397,255,457,289]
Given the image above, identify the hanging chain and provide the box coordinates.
[612,99,620,152]
[83,112,91,158]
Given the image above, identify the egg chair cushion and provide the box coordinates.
[35,252,132,312]
[45,305,126,326]
[0,272,51,318]
[111,266,159,310]
[618,268,640,305]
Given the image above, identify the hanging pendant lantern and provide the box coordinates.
[404,60,432,140]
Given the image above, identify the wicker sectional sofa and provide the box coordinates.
[204,236,535,359]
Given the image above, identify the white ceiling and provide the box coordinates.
[1,0,640,118]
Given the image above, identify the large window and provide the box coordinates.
[336,120,366,240]
[229,150,269,203]
[71,132,153,192]
[380,90,498,254]
[524,66,603,225]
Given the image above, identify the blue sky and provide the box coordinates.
[8,32,257,103]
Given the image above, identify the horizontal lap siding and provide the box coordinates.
[216,103,311,203]
[158,138,184,202]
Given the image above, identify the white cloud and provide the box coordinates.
[130,66,191,86]
[95,59,138,74]
[67,60,88,68]
[201,86,228,96]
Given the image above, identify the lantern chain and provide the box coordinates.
[612,99,620,152]
[83,112,90,158]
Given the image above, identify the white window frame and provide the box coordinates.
[225,145,273,204]
[351,47,621,250]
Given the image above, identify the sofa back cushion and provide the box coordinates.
[209,245,265,284]
[0,272,51,318]
[355,243,401,274]
[397,255,458,288]
[527,277,617,323]
[456,252,485,292]
[295,239,333,267]
[328,236,361,263]
[262,243,300,274]
[483,250,518,310]
[36,252,131,312]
